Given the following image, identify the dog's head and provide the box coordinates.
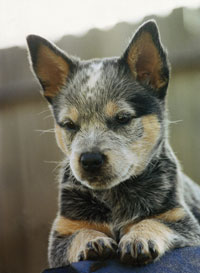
[27,20,169,190]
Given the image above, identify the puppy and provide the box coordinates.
[26,20,200,267]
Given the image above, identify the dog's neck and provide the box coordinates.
[132,139,177,181]
[93,140,179,222]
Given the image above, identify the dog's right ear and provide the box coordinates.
[26,35,76,103]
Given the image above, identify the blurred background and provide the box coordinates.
[0,1,200,273]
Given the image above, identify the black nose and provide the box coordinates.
[80,152,105,172]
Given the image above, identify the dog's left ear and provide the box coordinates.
[122,20,169,98]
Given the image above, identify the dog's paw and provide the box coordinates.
[118,219,174,265]
[118,237,160,265]
[77,237,118,261]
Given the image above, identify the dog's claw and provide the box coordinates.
[77,237,117,262]
[148,240,159,259]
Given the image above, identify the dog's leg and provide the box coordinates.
[48,216,117,267]
[118,207,200,265]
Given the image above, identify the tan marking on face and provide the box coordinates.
[58,107,79,125]
[104,101,119,118]
[131,114,160,174]
[55,124,69,155]
[37,45,69,98]
[55,216,112,237]
[141,114,161,145]
[154,207,185,222]
[68,106,79,123]
[127,32,166,89]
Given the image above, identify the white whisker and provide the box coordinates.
[168,119,183,125]
[44,114,53,120]
[37,109,50,116]
[35,129,55,135]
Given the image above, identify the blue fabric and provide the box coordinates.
[42,246,200,273]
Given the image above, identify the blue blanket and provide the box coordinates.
[42,246,200,273]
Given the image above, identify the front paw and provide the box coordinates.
[77,237,118,261]
[118,219,174,265]
[118,237,159,265]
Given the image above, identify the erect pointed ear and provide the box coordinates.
[122,20,169,98]
[26,35,76,102]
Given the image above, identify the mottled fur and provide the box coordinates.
[27,20,200,267]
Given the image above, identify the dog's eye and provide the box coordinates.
[115,113,132,125]
[61,120,78,132]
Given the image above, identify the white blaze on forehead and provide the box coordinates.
[86,62,103,90]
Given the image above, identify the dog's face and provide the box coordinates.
[27,20,169,190]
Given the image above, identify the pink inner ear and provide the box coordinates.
[136,47,156,84]
[36,45,69,98]
[127,32,166,90]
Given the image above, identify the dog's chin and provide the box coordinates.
[76,172,133,190]
[71,163,136,190]
[82,180,111,190]
[77,176,114,190]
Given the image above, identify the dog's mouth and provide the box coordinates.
[76,164,135,190]
[80,172,117,189]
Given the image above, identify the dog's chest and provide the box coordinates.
[94,188,140,224]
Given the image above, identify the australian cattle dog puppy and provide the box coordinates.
[27,20,200,267]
